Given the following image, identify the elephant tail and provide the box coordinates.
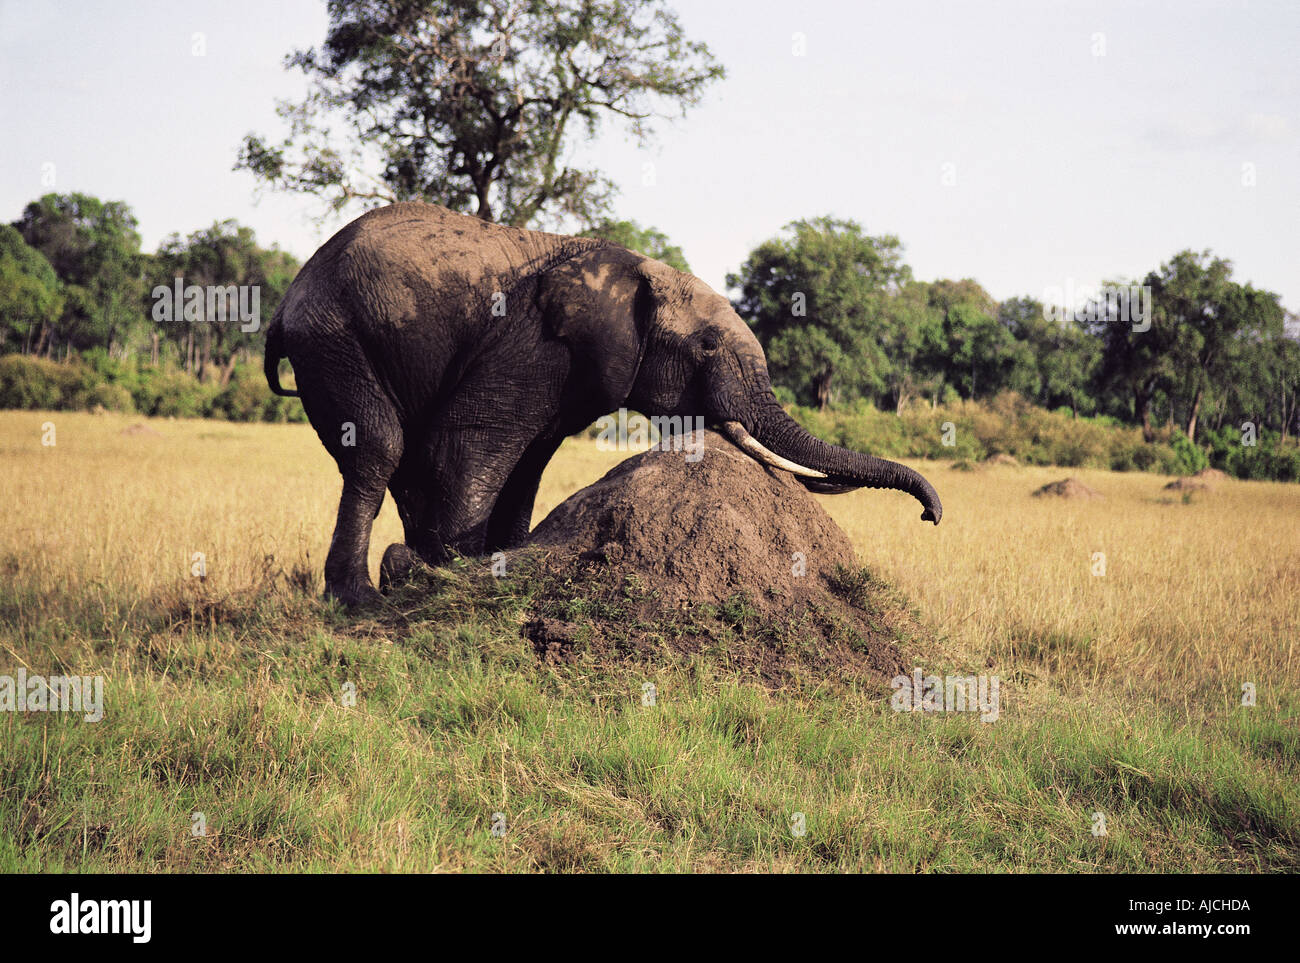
[264,310,298,397]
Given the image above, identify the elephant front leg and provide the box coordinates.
[389,426,528,568]
[485,433,564,551]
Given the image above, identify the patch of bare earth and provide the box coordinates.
[983,453,1020,467]
[1032,477,1102,499]
[120,423,161,438]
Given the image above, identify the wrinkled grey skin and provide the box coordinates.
[266,202,941,605]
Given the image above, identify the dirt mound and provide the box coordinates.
[120,423,161,438]
[518,430,919,684]
[1032,477,1102,499]
[1163,467,1227,493]
[983,453,1020,467]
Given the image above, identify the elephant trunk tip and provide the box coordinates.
[916,482,943,525]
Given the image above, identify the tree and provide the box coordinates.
[920,279,1019,402]
[998,296,1099,415]
[236,0,724,228]
[1152,251,1284,441]
[148,221,300,381]
[0,225,64,355]
[1092,277,1180,440]
[579,218,689,272]
[12,193,145,358]
[728,217,910,409]
[1214,326,1300,440]
[877,280,944,411]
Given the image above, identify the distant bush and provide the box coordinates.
[0,354,134,412]
[1198,423,1300,483]
[782,391,1297,480]
[0,353,305,422]
[0,355,65,409]
[1170,433,1210,475]
[211,365,307,422]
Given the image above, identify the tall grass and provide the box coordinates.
[1,411,1297,871]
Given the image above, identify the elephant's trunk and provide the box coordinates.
[722,399,942,524]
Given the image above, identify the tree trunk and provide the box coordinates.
[1137,393,1154,442]
[219,352,239,386]
[1280,381,1289,443]
[1185,387,1203,443]
[814,369,832,411]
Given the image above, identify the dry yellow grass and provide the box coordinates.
[4,410,1299,873]
[2,411,1297,699]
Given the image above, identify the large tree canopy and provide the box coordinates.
[148,221,301,382]
[0,225,64,355]
[728,217,910,410]
[236,0,724,227]
[1091,251,1284,441]
[13,193,145,358]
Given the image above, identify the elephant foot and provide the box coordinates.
[379,543,426,594]
[325,576,381,608]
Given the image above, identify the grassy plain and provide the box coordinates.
[1,410,1297,871]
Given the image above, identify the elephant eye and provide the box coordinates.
[699,328,722,351]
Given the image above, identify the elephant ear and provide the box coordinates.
[536,247,670,410]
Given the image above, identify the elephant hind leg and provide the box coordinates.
[295,348,403,606]
[324,472,392,606]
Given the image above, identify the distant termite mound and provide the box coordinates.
[1032,477,1102,499]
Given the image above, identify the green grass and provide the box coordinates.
[4,559,1296,873]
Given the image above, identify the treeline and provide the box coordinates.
[2,192,1298,481]
[729,217,1300,449]
[1,193,299,381]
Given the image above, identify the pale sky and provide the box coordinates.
[2,0,1297,312]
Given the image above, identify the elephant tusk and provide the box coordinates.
[721,421,828,479]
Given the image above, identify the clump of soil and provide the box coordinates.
[120,423,161,438]
[983,453,1020,467]
[1032,477,1102,499]
[1163,467,1227,493]
[518,430,921,685]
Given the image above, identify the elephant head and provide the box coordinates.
[536,246,943,524]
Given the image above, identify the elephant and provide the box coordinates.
[265,202,942,605]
